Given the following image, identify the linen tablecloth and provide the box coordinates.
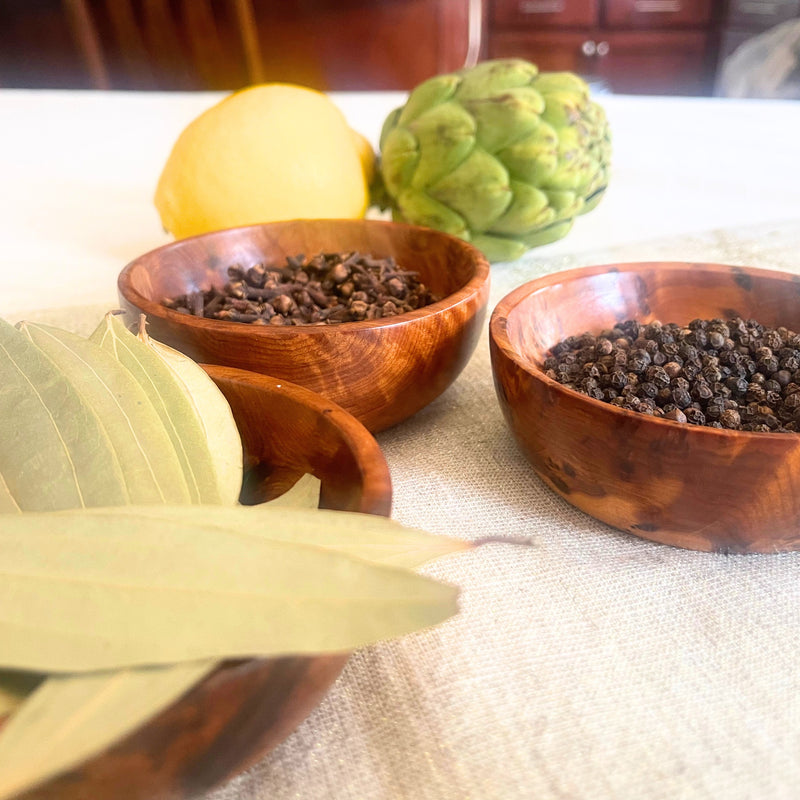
[2,89,800,800]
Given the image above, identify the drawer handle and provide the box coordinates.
[519,0,567,13]
[633,0,682,11]
[581,40,610,57]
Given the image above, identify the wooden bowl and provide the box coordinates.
[490,261,800,553]
[117,219,491,433]
[11,365,392,800]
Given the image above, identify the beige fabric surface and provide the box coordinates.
[197,219,800,799]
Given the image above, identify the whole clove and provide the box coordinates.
[162,251,440,326]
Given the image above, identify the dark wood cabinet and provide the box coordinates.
[0,0,480,91]
[488,0,723,95]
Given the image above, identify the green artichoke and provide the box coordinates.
[374,59,611,262]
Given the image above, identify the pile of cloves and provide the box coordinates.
[162,251,439,325]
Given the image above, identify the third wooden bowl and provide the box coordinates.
[13,365,392,800]
[490,261,800,553]
[117,219,490,433]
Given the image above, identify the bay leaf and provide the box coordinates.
[19,322,191,506]
[0,475,20,514]
[267,473,322,509]
[108,504,473,569]
[90,314,241,505]
[0,661,214,800]
[0,508,459,672]
[136,325,243,505]
[0,319,128,510]
[0,671,42,719]
[0,503,465,798]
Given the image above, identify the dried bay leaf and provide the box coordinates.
[0,661,214,800]
[267,473,322,509]
[136,325,243,505]
[0,475,20,514]
[90,314,241,505]
[19,322,191,505]
[0,319,128,510]
[109,504,473,568]
[0,671,42,719]
[0,508,459,673]
[0,503,465,797]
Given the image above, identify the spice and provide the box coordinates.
[163,252,439,326]
[544,317,800,433]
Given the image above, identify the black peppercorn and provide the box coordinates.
[544,316,800,432]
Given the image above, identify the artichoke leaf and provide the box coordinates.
[532,71,590,99]
[544,188,584,218]
[396,74,460,126]
[0,662,214,800]
[408,101,476,189]
[462,88,545,153]
[396,189,470,238]
[454,58,538,100]
[380,126,420,198]
[541,91,586,128]
[497,122,559,185]
[19,322,191,506]
[0,319,127,511]
[428,148,512,233]
[521,218,575,248]
[0,508,459,673]
[470,233,529,263]
[487,180,554,236]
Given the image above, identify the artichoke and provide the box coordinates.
[374,59,611,262]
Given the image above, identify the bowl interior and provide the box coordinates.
[503,262,800,372]
[123,218,480,324]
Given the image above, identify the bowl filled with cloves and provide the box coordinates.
[490,261,800,554]
[118,218,490,432]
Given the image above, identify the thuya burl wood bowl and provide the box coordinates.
[117,218,490,433]
[489,261,800,554]
[10,365,392,800]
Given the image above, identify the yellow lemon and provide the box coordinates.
[154,84,372,239]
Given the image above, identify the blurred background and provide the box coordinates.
[1,0,799,97]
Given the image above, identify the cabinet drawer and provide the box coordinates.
[492,0,599,28]
[725,0,800,29]
[603,0,715,28]
[490,29,712,94]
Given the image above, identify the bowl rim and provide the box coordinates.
[201,363,393,514]
[118,218,491,337]
[489,260,800,441]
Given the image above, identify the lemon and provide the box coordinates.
[154,84,373,239]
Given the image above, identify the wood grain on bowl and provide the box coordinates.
[490,262,800,553]
[118,219,490,433]
[13,366,391,800]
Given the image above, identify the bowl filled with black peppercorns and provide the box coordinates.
[118,219,490,433]
[490,261,800,553]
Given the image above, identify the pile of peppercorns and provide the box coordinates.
[543,317,800,432]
